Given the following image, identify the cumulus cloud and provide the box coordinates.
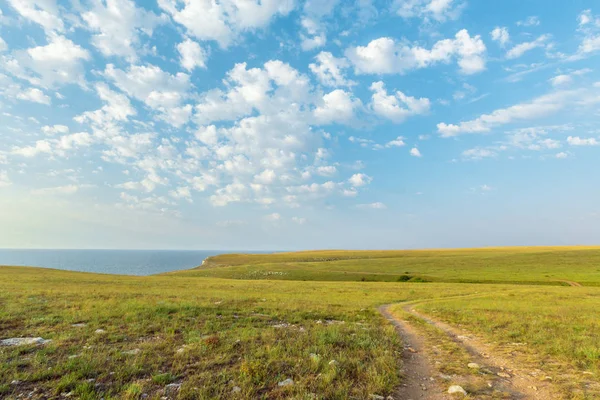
[309,52,355,87]
[348,173,372,187]
[6,34,90,87]
[369,81,430,123]
[567,136,599,146]
[314,89,361,124]
[7,0,64,33]
[491,27,509,47]
[177,37,208,71]
[393,0,464,23]
[17,87,51,104]
[82,0,166,60]
[410,147,422,157]
[345,29,486,75]
[159,0,294,47]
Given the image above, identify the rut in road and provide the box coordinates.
[380,302,561,399]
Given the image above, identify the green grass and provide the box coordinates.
[173,246,600,286]
[2,246,600,398]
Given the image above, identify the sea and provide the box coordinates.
[0,249,234,276]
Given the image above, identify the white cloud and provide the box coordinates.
[177,37,208,71]
[410,147,422,157]
[549,74,572,87]
[0,36,7,52]
[357,202,386,209]
[169,186,192,201]
[348,173,372,187]
[17,87,51,104]
[7,0,64,33]
[265,212,281,222]
[299,0,338,51]
[346,29,486,75]
[158,0,294,48]
[300,17,327,51]
[309,52,355,87]
[567,136,599,146]
[42,125,69,135]
[0,170,11,187]
[491,27,509,47]
[506,35,550,59]
[314,89,361,124]
[82,0,165,60]
[11,140,52,157]
[517,16,540,27]
[461,147,497,160]
[104,63,191,126]
[6,34,90,88]
[31,184,83,195]
[555,152,568,159]
[437,90,579,137]
[373,136,406,150]
[393,0,464,23]
[369,81,430,123]
[291,216,307,224]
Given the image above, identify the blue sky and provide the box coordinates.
[1,0,599,250]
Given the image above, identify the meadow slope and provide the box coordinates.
[1,246,600,399]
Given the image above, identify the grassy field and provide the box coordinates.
[2,246,600,399]
[175,247,600,286]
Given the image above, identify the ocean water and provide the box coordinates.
[0,249,228,276]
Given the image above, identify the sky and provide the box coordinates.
[0,0,599,250]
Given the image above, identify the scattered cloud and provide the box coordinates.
[410,147,422,157]
[491,27,510,47]
[345,29,486,75]
[357,202,386,209]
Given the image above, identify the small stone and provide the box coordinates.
[467,362,480,369]
[497,372,511,378]
[10,380,21,386]
[0,337,51,346]
[164,383,181,396]
[448,385,467,396]
[94,329,106,334]
[439,373,452,380]
[369,395,384,400]
[278,378,294,387]
[232,386,241,393]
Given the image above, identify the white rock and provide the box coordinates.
[278,378,294,387]
[448,385,467,396]
[232,386,241,393]
[164,383,181,396]
[94,329,106,334]
[0,337,51,346]
[467,362,480,369]
[10,380,20,385]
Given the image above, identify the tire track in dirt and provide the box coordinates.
[380,296,563,399]
[379,305,448,400]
